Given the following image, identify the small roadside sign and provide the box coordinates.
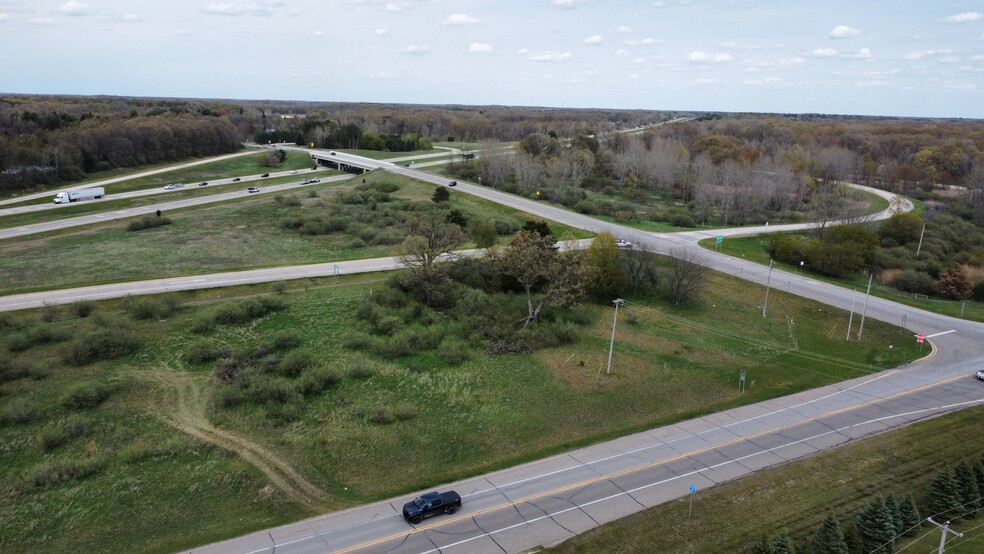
[715,235,724,243]
[916,334,924,343]
[689,483,696,494]
[333,263,340,277]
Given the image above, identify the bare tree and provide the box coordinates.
[618,242,660,295]
[664,248,708,305]
[500,230,584,328]
[398,209,466,272]
[479,142,513,189]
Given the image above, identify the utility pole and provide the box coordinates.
[606,299,625,375]
[915,222,926,257]
[857,274,873,341]
[927,518,963,554]
[846,298,855,341]
[762,259,774,319]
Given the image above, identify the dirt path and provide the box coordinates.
[144,366,331,512]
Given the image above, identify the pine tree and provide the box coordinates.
[843,525,864,554]
[750,534,773,554]
[953,461,981,519]
[857,496,895,553]
[974,455,984,497]
[811,513,850,554]
[925,469,961,520]
[771,533,796,554]
[899,495,922,537]
[884,496,903,537]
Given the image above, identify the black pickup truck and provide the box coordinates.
[402,490,462,524]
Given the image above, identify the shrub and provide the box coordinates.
[278,351,314,377]
[61,382,112,410]
[126,216,173,231]
[272,332,301,351]
[437,338,470,365]
[0,354,32,382]
[295,368,340,397]
[247,377,299,405]
[61,328,139,366]
[126,296,178,320]
[348,358,375,379]
[0,313,21,330]
[669,212,696,228]
[1,398,40,425]
[394,406,418,421]
[22,457,107,489]
[369,408,396,425]
[120,438,186,464]
[191,317,216,335]
[37,417,91,452]
[974,281,984,302]
[70,301,97,318]
[215,386,246,408]
[6,332,30,353]
[185,341,221,364]
[889,270,937,296]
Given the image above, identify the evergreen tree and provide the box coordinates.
[856,496,895,553]
[811,513,850,554]
[974,454,984,497]
[432,186,450,203]
[750,534,773,554]
[843,525,864,554]
[884,496,903,537]
[925,469,961,520]
[899,495,922,537]
[771,534,796,554]
[953,461,981,519]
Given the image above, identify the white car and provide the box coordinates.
[976,369,984,381]
[615,239,632,249]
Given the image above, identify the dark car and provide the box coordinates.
[448,180,457,187]
[402,491,461,525]
[198,181,208,186]
[232,177,241,182]
[247,187,260,193]
[977,369,984,381]
[260,173,270,178]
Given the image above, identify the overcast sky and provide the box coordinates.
[2,1,983,118]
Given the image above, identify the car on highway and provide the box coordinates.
[977,369,984,381]
[402,491,461,524]
[448,180,457,187]
[232,177,241,182]
[615,239,632,249]
[164,184,176,190]
[247,187,260,193]
[329,151,337,156]
[291,170,298,174]
[198,181,208,186]
[260,173,270,178]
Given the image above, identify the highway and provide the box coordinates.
[1,151,981,553]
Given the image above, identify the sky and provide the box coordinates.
[2,1,984,118]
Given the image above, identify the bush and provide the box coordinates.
[190,317,216,335]
[0,354,32,382]
[37,417,91,452]
[437,338,470,365]
[70,301,97,318]
[61,328,140,366]
[120,438,186,464]
[295,368,340,397]
[126,296,179,320]
[668,212,696,228]
[40,305,60,323]
[278,351,314,377]
[1,398,40,425]
[0,312,21,330]
[348,358,375,379]
[6,332,30,353]
[61,382,112,410]
[126,216,172,231]
[889,270,937,296]
[272,332,301,351]
[22,457,107,489]
[185,341,221,364]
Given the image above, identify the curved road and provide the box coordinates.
[1,154,981,553]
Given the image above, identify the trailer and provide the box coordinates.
[53,187,105,204]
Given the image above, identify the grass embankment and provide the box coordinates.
[700,234,984,322]
[0,263,922,553]
[549,406,984,554]
[0,170,589,295]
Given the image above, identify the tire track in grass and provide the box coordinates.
[144,365,331,512]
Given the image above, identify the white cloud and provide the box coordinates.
[830,25,861,39]
[469,42,493,53]
[366,71,403,79]
[384,3,401,12]
[445,13,479,25]
[373,27,388,35]
[691,78,720,85]
[904,49,952,61]
[551,0,583,8]
[687,50,733,63]
[517,48,529,54]
[61,1,90,16]
[530,50,572,62]
[744,77,784,85]
[29,18,58,25]
[653,1,666,7]
[617,25,632,33]
[813,48,838,57]
[849,48,872,60]
[615,49,629,58]
[404,44,428,55]
[0,14,10,22]
[121,13,140,22]
[202,2,276,16]
[313,30,324,36]
[941,12,982,23]
[625,37,663,46]
[584,34,603,45]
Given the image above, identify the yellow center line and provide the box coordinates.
[332,373,967,554]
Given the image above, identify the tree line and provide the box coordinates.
[752,453,984,553]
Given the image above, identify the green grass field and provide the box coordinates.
[548,406,984,554]
[0,260,923,553]
[0,170,590,295]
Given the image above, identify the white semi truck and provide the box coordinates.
[52,187,105,204]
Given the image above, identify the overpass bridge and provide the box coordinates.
[309,150,382,173]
